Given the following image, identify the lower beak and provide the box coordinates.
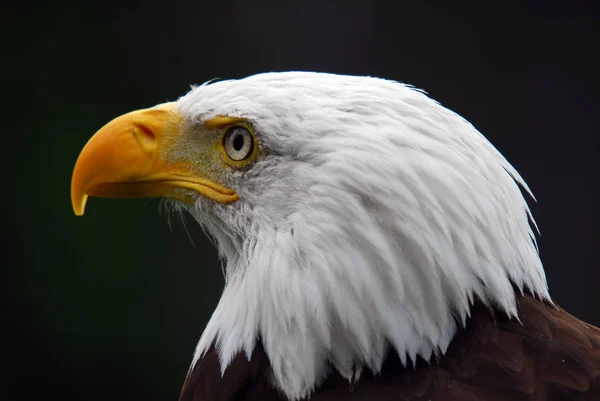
[71,102,238,216]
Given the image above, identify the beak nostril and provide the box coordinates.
[133,124,156,155]
[134,123,155,139]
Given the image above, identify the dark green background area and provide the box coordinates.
[3,2,599,401]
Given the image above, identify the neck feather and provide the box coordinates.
[190,179,549,400]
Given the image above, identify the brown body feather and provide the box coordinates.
[179,295,600,401]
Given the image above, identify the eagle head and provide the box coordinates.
[71,72,549,400]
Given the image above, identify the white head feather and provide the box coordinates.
[175,72,549,400]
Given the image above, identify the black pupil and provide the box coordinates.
[232,130,245,151]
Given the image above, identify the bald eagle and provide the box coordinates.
[71,72,600,401]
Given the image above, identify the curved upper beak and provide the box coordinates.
[71,102,238,216]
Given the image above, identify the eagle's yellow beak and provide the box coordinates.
[71,102,238,216]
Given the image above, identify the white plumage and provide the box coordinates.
[170,72,550,400]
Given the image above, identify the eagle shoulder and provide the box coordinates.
[178,342,282,401]
[181,295,600,401]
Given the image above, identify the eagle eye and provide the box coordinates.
[223,126,254,161]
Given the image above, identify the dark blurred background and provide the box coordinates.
[3,1,598,400]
